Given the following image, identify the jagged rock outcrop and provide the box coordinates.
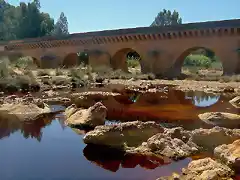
[146,133,198,160]
[64,102,107,128]
[83,121,164,149]
[198,112,240,128]
[84,123,240,161]
[0,102,51,121]
[191,127,240,151]
[181,158,234,180]
[214,139,240,173]
[158,158,234,180]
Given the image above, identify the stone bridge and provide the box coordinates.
[1,19,240,77]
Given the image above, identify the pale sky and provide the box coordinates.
[7,0,240,33]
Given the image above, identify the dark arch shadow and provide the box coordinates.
[172,47,223,77]
[111,48,142,72]
[41,54,59,68]
[62,53,79,68]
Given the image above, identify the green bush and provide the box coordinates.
[184,54,211,68]
[13,56,37,69]
[127,58,140,68]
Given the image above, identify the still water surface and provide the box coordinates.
[0,117,191,180]
[0,90,237,180]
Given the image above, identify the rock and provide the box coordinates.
[0,102,51,122]
[183,158,234,180]
[191,127,240,151]
[159,158,234,180]
[83,121,164,150]
[198,112,240,128]
[146,133,198,160]
[64,102,107,128]
[229,96,240,108]
[43,97,71,105]
[132,127,198,160]
[43,90,60,97]
[214,139,240,173]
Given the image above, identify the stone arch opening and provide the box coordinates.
[62,53,79,68]
[41,54,58,69]
[176,47,223,77]
[111,48,142,73]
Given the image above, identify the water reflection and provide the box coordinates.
[103,88,236,123]
[83,144,190,174]
[0,115,54,141]
[0,105,65,141]
[0,112,191,180]
[185,91,220,107]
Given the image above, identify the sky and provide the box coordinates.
[7,0,240,33]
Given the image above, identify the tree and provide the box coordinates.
[51,12,69,36]
[0,0,55,40]
[150,9,182,27]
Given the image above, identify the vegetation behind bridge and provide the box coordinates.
[0,1,223,77]
[0,0,69,41]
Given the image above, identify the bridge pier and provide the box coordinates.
[88,51,111,70]
[216,49,240,75]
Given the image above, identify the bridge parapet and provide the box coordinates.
[3,19,240,51]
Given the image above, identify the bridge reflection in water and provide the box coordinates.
[72,86,239,128]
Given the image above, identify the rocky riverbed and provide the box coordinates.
[0,78,240,180]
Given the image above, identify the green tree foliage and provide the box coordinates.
[51,12,69,36]
[151,9,182,27]
[0,0,54,40]
[184,54,212,68]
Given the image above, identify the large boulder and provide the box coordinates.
[198,112,240,128]
[0,102,51,122]
[83,121,164,150]
[191,127,240,151]
[158,158,234,180]
[64,102,107,128]
[214,139,240,173]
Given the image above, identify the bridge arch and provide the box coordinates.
[173,47,223,77]
[62,53,79,68]
[40,54,59,68]
[111,48,142,72]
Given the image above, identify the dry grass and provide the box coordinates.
[0,57,40,92]
[182,68,240,82]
